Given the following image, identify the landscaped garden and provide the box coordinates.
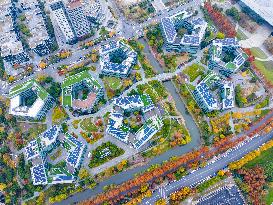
[142,119,191,158]
[101,76,133,100]
[80,118,99,132]
[230,140,273,205]
[183,64,205,82]
[89,142,125,168]
[117,0,155,23]
[52,106,68,125]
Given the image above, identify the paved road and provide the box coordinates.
[141,114,273,204]
[1,0,201,96]
[66,53,202,123]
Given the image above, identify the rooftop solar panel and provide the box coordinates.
[31,164,47,185]
[161,17,177,43]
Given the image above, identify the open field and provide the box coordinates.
[250,47,267,59]
[80,118,98,132]
[244,147,273,168]
[103,77,122,90]
[254,60,273,82]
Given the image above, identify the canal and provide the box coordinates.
[55,40,201,205]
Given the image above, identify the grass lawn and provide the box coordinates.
[250,47,267,59]
[183,64,205,82]
[236,29,248,40]
[254,60,273,82]
[80,118,98,132]
[52,106,68,125]
[265,187,273,205]
[103,76,122,90]
[244,147,273,168]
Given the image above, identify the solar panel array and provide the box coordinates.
[25,125,87,185]
[191,18,205,26]
[101,41,118,53]
[107,113,130,142]
[161,17,177,43]
[114,95,150,110]
[197,186,245,205]
[141,104,155,113]
[41,125,59,141]
[161,15,207,51]
[31,164,47,185]
[101,42,137,77]
[51,175,75,183]
[233,52,246,68]
[196,83,218,109]
[134,125,156,149]
[181,35,200,46]
[107,95,161,149]
[65,134,86,169]
[221,82,234,110]
[133,118,162,149]
[25,140,39,160]
[221,38,239,47]
[210,38,246,76]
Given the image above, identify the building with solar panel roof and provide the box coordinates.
[24,125,87,185]
[99,40,137,78]
[221,82,235,110]
[9,79,54,120]
[161,10,207,54]
[61,70,104,111]
[192,71,235,112]
[106,94,163,149]
[208,38,248,77]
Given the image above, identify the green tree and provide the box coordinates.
[216,32,225,39]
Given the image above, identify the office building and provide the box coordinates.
[100,40,137,78]
[107,95,163,149]
[25,126,87,185]
[19,0,54,56]
[9,79,54,120]
[208,38,248,77]
[61,70,104,111]
[0,0,29,65]
[161,10,207,54]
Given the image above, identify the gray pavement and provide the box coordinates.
[141,112,273,204]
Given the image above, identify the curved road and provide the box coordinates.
[55,111,273,205]
[142,117,273,204]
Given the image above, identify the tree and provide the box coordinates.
[155,198,167,205]
[226,7,241,22]
[79,168,89,180]
[91,53,99,63]
[216,32,225,39]
[217,170,225,177]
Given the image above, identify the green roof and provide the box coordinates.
[140,95,152,107]
[61,71,102,107]
[242,52,248,60]
[225,62,236,70]
[120,124,129,132]
[62,93,72,107]
[9,79,49,100]
[61,71,101,89]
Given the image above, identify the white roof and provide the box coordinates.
[9,97,45,118]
